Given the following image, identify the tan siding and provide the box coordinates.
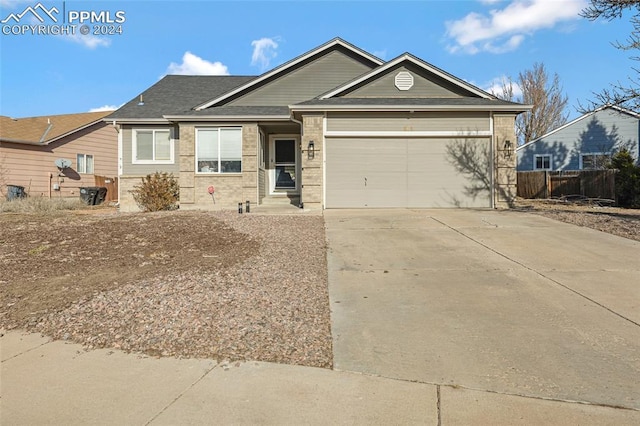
[228,49,374,106]
[326,112,490,132]
[344,66,466,98]
[121,125,180,176]
[0,122,117,198]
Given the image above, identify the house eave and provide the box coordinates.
[290,104,532,113]
[162,114,292,122]
[104,118,172,125]
[0,138,46,145]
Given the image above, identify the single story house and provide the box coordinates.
[107,38,530,212]
[0,111,118,198]
[517,105,640,171]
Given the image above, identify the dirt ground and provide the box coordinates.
[514,198,640,242]
[0,210,256,329]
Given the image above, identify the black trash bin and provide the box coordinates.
[6,185,26,201]
[79,187,98,205]
[94,187,108,205]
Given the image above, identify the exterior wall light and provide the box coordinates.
[308,140,315,160]
[503,139,513,160]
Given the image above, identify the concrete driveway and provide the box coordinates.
[325,209,640,410]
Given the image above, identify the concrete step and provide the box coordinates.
[260,196,300,206]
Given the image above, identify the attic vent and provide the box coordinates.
[394,71,414,91]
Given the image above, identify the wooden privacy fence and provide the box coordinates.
[517,170,617,201]
[94,175,118,203]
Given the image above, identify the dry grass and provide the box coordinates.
[0,197,88,214]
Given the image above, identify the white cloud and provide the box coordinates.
[446,0,587,54]
[483,75,523,98]
[166,52,229,75]
[373,49,388,60]
[0,0,31,9]
[63,33,111,49]
[251,37,279,71]
[89,104,120,112]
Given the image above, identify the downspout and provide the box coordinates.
[290,113,303,136]
[113,120,122,207]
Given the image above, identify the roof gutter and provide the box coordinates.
[290,104,533,113]
[162,114,292,122]
[103,118,172,125]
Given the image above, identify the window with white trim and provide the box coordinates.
[581,153,609,170]
[534,154,551,170]
[133,129,173,164]
[196,127,242,173]
[77,154,94,174]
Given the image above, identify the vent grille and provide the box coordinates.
[394,71,414,91]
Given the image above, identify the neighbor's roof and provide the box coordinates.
[106,75,256,121]
[517,104,640,151]
[0,111,112,145]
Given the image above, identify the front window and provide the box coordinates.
[77,154,94,174]
[133,129,172,163]
[196,127,242,173]
[581,153,609,170]
[534,155,551,170]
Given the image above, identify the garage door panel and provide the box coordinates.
[325,137,492,208]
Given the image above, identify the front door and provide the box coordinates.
[270,136,299,194]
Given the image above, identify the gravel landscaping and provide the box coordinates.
[515,198,640,242]
[0,210,332,368]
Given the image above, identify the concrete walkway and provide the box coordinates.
[2,209,640,424]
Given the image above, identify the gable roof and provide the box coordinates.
[517,104,640,151]
[106,75,255,122]
[0,111,111,145]
[193,38,384,110]
[319,53,495,100]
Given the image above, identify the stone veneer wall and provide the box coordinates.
[493,114,517,208]
[118,175,143,212]
[300,114,324,210]
[178,123,258,210]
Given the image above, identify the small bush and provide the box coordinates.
[609,149,640,208]
[130,172,179,212]
[0,197,86,214]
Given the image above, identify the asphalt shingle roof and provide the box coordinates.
[106,75,256,120]
[0,111,112,144]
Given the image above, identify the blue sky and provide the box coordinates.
[0,0,634,120]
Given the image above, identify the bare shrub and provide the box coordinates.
[130,172,179,212]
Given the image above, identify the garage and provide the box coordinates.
[325,137,492,208]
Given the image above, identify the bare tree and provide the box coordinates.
[580,0,640,111]
[494,63,569,145]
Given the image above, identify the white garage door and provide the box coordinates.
[325,137,492,208]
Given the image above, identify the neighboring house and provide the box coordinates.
[108,38,530,212]
[0,111,118,198]
[517,105,640,171]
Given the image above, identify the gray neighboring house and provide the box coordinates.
[517,105,640,171]
[107,38,530,212]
